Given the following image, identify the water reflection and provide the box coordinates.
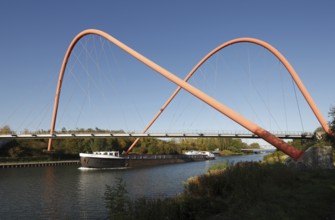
[0,154,266,219]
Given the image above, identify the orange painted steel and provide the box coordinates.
[127,37,332,153]
[49,29,304,160]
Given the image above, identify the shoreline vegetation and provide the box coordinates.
[104,161,335,220]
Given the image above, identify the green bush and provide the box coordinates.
[104,177,131,220]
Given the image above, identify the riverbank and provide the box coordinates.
[0,160,79,168]
[216,149,244,156]
[104,161,335,220]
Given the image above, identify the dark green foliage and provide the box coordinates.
[104,178,131,220]
[0,139,53,161]
[185,163,335,220]
[104,162,335,220]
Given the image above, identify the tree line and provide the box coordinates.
[0,126,261,160]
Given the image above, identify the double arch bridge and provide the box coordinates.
[4,29,332,161]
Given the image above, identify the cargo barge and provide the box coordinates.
[0,160,80,168]
[79,151,215,168]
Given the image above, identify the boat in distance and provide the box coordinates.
[79,150,215,168]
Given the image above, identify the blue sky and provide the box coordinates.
[0,0,334,139]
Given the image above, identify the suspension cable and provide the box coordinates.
[292,78,305,132]
[278,61,289,131]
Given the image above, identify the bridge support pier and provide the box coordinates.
[285,146,334,170]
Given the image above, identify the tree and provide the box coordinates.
[104,178,130,219]
[0,125,11,134]
[249,142,261,149]
[328,106,335,147]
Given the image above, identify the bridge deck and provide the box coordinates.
[0,132,314,139]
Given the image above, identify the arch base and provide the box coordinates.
[285,146,334,170]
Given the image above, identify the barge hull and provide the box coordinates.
[80,154,212,168]
[80,157,126,168]
[127,156,207,167]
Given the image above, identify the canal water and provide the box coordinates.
[0,154,265,219]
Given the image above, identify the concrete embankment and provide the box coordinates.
[0,160,80,168]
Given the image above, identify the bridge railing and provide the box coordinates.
[0,130,314,140]
[1,129,314,136]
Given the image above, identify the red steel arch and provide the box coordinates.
[127,37,332,153]
[47,29,326,160]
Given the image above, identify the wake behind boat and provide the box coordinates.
[79,150,215,168]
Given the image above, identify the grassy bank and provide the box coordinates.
[105,162,335,220]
